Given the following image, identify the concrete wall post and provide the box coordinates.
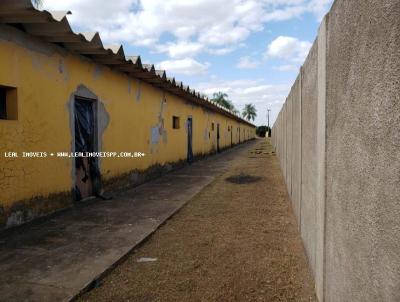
[315,14,328,302]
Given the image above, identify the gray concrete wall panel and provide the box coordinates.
[324,1,400,301]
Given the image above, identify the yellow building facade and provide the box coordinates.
[0,5,255,229]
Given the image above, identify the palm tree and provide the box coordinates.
[242,104,257,121]
[32,0,43,9]
[211,92,238,113]
[211,92,231,109]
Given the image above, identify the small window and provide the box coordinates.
[211,123,214,131]
[172,116,180,129]
[228,126,230,132]
[0,86,18,120]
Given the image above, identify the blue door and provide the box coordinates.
[187,117,193,163]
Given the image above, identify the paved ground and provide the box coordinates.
[0,142,255,302]
[80,139,316,302]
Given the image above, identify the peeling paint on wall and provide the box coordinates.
[151,126,160,145]
[27,49,70,81]
[150,93,168,147]
[93,64,103,79]
[0,24,55,56]
[203,110,211,141]
[204,127,210,140]
[6,207,33,228]
[149,93,168,156]
[58,58,64,74]
[97,100,110,157]
[30,52,42,71]
[136,79,141,102]
[128,79,132,95]
[58,58,69,81]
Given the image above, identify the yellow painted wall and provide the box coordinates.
[0,25,255,217]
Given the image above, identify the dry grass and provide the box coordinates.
[80,139,316,302]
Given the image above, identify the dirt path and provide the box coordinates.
[80,139,316,302]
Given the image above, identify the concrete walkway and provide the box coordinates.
[0,141,256,302]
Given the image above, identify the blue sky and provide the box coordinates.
[42,0,333,126]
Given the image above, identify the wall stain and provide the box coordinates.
[128,79,132,95]
[136,79,142,102]
[93,64,103,79]
[58,58,69,81]
[1,191,72,230]
[150,93,168,146]
[0,24,55,56]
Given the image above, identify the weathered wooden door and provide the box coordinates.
[74,97,96,200]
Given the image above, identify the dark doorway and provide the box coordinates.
[217,123,220,153]
[217,124,221,152]
[230,126,233,146]
[187,117,193,163]
[0,88,7,119]
[74,97,98,200]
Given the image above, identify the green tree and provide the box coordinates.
[256,125,269,137]
[231,108,240,115]
[211,92,238,114]
[242,104,257,121]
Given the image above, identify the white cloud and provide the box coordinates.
[195,78,290,125]
[265,36,312,71]
[42,0,332,60]
[198,79,289,104]
[43,0,263,50]
[263,5,307,22]
[274,64,299,72]
[155,42,237,59]
[262,0,331,21]
[156,58,210,76]
[207,47,237,56]
[236,56,259,69]
[308,0,334,20]
[155,41,204,59]
[267,36,312,62]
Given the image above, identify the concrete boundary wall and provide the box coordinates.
[315,17,326,300]
[291,74,302,227]
[301,38,318,278]
[286,93,292,197]
[271,1,400,301]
